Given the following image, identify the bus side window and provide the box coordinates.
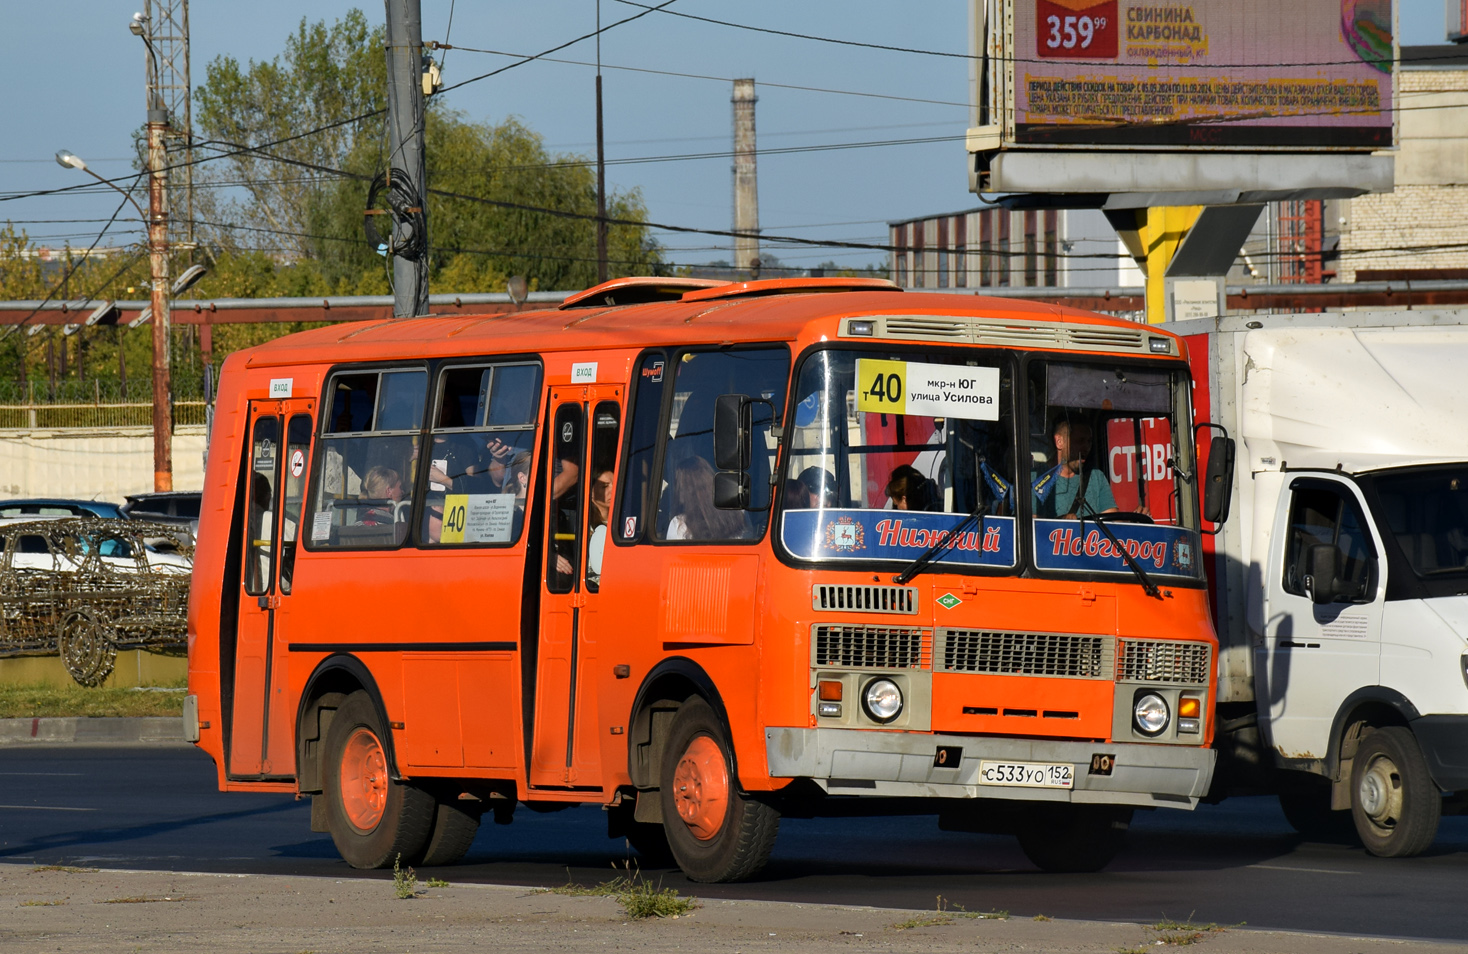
[614,351,667,545]
[656,348,790,543]
[307,368,426,549]
[585,401,622,593]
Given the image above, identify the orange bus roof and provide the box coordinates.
[238,284,1166,370]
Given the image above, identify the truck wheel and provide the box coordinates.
[659,697,779,882]
[1277,773,1354,841]
[323,691,435,869]
[413,798,482,867]
[1350,726,1440,858]
[1016,804,1131,873]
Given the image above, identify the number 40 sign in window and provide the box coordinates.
[855,359,1000,422]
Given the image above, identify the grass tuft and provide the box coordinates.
[392,855,419,900]
[100,896,188,904]
[891,895,1006,929]
[1033,913,1052,922]
[1149,917,1226,946]
[0,679,187,719]
[547,862,696,919]
[20,899,68,906]
[31,865,97,874]
[424,877,450,889]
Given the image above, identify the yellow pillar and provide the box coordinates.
[1112,206,1203,324]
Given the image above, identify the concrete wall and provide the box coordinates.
[1339,67,1468,281]
[0,650,188,689]
[0,425,207,499]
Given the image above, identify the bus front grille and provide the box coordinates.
[1116,639,1212,685]
[812,584,917,615]
[812,625,931,670]
[937,629,1111,678]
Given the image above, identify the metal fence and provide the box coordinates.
[0,401,208,429]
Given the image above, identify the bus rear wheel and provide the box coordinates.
[1016,804,1131,873]
[323,691,435,869]
[659,697,778,883]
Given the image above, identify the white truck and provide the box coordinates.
[1173,310,1468,857]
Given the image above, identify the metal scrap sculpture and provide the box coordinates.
[0,519,193,686]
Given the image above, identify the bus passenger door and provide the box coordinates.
[529,385,622,789]
[229,398,316,779]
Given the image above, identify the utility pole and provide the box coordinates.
[732,78,760,279]
[595,0,608,284]
[144,0,193,247]
[133,12,174,491]
[384,0,429,318]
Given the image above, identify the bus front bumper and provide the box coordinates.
[765,727,1215,809]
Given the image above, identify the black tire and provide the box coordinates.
[1350,726,1441,858]
[322,691,435,869]
[659,697,779,883]
[58,608,116,687]
[413,798,482,867]
[1277,772,1355,841]
[1016,804,1132,873]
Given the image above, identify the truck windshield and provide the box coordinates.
[777,348,1201,582]
[1369,466,1468,579]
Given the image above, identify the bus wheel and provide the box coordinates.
[323,691,435,869]
[659,697,779,883]
[1016,804,1131,873]
[413,799,482,867]
[1350,727,1440,858]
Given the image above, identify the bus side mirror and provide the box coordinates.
[1202,434,1235,524]
[1304,544,1341,604]
[714,394,750,472]
[714,471,750,510]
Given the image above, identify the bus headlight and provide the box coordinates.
[863,678,903,724]
[1133,692,1170,737]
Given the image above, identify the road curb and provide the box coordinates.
[0,716,184,744]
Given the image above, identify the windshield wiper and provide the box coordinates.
[1075,500,1162,600]
[892,501,989,586]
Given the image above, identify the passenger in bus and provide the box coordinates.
[796,467,839,509]
[782,479,811,510]
[429,434,489,493]
[886,464,938,511]
[666,457,746,540]
[357,466,404,526]
[586,469,613,586]
[508,451,533,541]
[1033,419,1117,518]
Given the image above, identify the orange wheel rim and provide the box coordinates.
[672,734,729,841]
[339,727,388,831]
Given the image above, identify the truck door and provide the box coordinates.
[1260,475,1384,762]
[229,398,316,779]
[528,384,623,790]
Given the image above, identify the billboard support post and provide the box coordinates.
[1108,206,1202,324]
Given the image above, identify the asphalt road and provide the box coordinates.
[2,743,1466,942]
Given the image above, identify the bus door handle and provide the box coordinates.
[257,595,281,610]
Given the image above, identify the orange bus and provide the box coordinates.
[185,276,1222,882]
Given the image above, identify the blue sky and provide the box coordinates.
[0,1,1453,279]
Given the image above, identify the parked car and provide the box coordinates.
[0,498,125,520]
[121,491,202,538]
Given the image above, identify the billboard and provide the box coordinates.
[986,0,1395,150]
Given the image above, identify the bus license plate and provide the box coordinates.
[977,760,1074,789]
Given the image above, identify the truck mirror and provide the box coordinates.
[713,470,750,510]
[713,394,750,472]
[1203,435,1236,524]
[1304,544,1341,604]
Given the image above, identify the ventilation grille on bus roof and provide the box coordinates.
[846,314,1163,356]
[812,624,931,670]
[1116,640,1212,685]
[937,630,1112,678]
[812,584,917,615]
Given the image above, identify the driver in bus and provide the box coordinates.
[1033,419,1118,519]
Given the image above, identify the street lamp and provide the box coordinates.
[54,151,145,220]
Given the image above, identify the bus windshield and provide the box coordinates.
[778,348,1201,581]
